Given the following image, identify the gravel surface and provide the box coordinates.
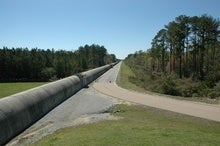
[94,63,220,122]
[7,64,122,146]
[97,62,121,83]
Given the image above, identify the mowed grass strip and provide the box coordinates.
[0,82,47,98]
[117,62,163,95]
[33,104,220,146]
[117,62,147,93]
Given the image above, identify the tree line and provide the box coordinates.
[124,14,220,98]
[150,14,220,80]
[0,44,117,82]
[126,14,220,81]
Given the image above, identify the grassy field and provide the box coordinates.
[33,104,220,146]
[0,82,47,98]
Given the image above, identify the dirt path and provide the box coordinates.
[93,62,220,122]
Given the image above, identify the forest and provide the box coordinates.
[0,44,117,82]
[125,14,220,98]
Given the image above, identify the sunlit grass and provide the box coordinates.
[0,82,47,98]
[33,104,220,146]
[117,62,147,93]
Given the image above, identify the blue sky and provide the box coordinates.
[0,0,219,59]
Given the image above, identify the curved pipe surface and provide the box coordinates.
[0,63,116,145]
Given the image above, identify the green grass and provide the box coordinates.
[33,104,220,146]
[117,62,147,93]
[117,62,220,104]
[0,82,47,98]
[117,62,167,95]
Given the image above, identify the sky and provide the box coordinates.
[0,0,219,59]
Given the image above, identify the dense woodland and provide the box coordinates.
[0,44,117,82]
[125,14,220,98]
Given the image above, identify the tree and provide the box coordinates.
[150,14,219,80]
[123,14,220,98]
[0,44,116,82]
[151,29,168,73]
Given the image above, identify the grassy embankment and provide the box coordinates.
[116,61,160,94]
[118,62,220,104]
[33,104,220,146]
[116,62,147,93]
[32,62,220,146]
[0,82,47,98]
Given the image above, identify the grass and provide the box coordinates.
[117,62,168,95]
[33,104,220,146]
[0,82,47,98]
[117,62,220,104]
[117,62,147,93]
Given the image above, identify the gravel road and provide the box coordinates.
[94,62,220,122]
[96,62,120,83]
[7,65,121,146]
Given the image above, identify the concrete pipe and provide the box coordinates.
[0,63,115,145]
[80,64,112,86]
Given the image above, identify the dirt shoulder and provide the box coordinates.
[93,82,220,122]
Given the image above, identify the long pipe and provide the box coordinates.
[0,63,117,145]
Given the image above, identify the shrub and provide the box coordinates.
[205,74,216,88]
[40,67,56,81]
[181,84,200,97]
[210,82,220,98]
[208,91,219,99]
[195,83,208,97]
[215,71,220,81]
[181,88,192,97]
[161,77,180,96]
